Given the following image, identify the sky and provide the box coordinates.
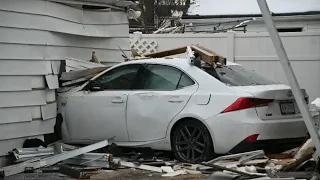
[188,0,320,15]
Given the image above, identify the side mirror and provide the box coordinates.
[86,80,104,91]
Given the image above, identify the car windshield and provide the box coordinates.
[204,65,279,86]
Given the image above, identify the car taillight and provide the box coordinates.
[221,98,274,113]
[245,134,259,142]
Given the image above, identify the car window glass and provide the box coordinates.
[96,64,141,90]
[143,65,194,90]
[178,73,195,89]
[204,65,279,86]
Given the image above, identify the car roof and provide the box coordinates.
[122,57,240,69]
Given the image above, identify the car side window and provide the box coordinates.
[95,64,141,90]
[142,64,195,90]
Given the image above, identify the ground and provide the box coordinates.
[3,168,210,180]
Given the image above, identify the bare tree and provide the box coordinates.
[133,0,190,29]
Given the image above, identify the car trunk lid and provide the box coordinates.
[231,85,308,120]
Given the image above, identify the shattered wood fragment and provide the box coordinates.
[294,139,315,159]
[161,166,175,173]
[282,153,313,171]
[239,151,265,164]
[161,169,187,177]
[266,154,294,159]
[243,159,269,166]
[200,163,266,178]
[59,165,100,179]
[206,150,264,165]
[60,67,108,81]
[113,160,163,173]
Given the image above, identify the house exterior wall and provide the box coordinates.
[130,32,320,101]
[0,0,129,166]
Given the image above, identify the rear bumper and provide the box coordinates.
[205,109,309,154]
[229,137,307,154]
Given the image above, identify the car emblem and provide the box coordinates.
[287,91,293,97]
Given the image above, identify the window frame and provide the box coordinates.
[137,63,196,91]
[85,64,144,91]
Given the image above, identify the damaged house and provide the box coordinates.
[0,0,131,167]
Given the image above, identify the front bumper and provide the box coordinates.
[229,137,307,154]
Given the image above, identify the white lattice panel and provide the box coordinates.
[130,35,158,54]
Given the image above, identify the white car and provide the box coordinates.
[57,58,309,163]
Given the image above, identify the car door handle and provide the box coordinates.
[168,96,184,103]
[111,97,125,103]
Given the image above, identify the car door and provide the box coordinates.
[65,64,143,142]
[126,64,198,142]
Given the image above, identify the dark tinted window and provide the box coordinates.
[142,65,194,90]
[204,65,278,86]
[95,64,141,90]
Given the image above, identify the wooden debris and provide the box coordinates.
[161,166,175,173]
[282,153,313,171]
[161,169,187,177]
[113,160,163,173]
[243,159,269,166]
[60,67,108,81]
[59,164,100,179]
[294,139,314,159]
[266,154,294,159]
[200,163,266,178]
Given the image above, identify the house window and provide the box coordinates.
[277,28,303,32]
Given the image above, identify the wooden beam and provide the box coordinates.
[190,45,215,65]
[191,44,226,65]
[143,46,187,58]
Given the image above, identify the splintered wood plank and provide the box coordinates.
[190,45,215,65]
[143,46,187,58]
[192,44,227,65]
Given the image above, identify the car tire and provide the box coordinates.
[172,120,215,163]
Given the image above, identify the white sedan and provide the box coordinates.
[57,58,309,163]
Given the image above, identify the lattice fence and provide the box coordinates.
[130,32,158,54]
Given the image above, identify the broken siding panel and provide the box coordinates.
[32,106,42,120]
[0,60,52,75]
[51,61,61,74]
[0,118,55,141]
[41,102,57,120]
[0,107,32,125]
[46,89,56,103]
[0,90,47,108]
[45,75,59,89]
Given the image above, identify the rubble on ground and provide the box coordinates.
[0,137,318,180]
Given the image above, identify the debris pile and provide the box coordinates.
[0,137,318,179]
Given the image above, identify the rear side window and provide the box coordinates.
[204,65,278,86]
[142,64,195,90]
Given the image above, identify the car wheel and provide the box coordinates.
[172,120,215,163]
